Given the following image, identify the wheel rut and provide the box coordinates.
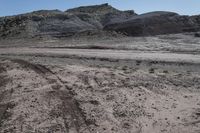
[11,59,91,133]
[0,61,14,131]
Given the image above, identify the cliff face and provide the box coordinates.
[0,3,199,39]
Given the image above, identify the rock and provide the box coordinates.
[194,32,200,37]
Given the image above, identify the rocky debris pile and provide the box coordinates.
[0,3,200,39]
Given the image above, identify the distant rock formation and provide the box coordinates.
[0,3,199,39]
[104,11,200,36]
[66,3,137,28]
[0,10,96,38]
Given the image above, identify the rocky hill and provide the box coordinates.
[0,3,200,39]
[66,3,136,27]
[0,10,96,38]
[104,11,200,36]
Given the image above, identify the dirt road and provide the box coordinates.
[1,48,200,64]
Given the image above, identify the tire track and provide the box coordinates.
[11,59,91,133]
[0,61,14,131]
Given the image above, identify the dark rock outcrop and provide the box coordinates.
[194,32,200,37]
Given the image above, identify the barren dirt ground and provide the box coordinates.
[0,34,200,133]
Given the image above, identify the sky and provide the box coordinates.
[0,0,200,17]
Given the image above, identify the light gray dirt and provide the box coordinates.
[0,34,200,133]
[0,56,199,133]
[1,48,200,64]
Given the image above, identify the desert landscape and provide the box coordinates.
[0,3,200,133]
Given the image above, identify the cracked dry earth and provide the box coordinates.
[0,58,200,133]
